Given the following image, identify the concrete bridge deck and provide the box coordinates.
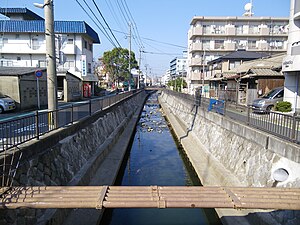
[1,186,300,210]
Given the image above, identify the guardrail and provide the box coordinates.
[163,89,300,144]
[0,90,138,152]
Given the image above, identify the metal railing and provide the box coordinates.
[0,90,138,152]
[163,89,300,144]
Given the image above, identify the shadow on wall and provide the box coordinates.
[222,210,300,225]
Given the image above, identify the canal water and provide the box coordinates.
[101,93,221,225]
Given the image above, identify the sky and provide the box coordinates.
[1,0,291,77]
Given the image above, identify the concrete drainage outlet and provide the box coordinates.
[272,168,289,182]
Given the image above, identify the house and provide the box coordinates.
[187,15,289,95]
[215,54,285,105]
[207,50,269,98]
[0,8,100,101]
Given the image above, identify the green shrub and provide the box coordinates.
[275,101,292,112]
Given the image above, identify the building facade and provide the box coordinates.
[169,51,188,79]
[282,0,300,113]
[0,8,100,100]
[187,16,289,94]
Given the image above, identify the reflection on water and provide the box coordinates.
[101,94,221,225]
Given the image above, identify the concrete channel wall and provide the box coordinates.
[159,90,300,225]
[0,91,147,225]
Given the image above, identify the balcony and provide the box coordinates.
[0,43,46,54]
[190,43,202,52]
[190,72,202,81]
[190,58,203,66]
[189,26,203,39]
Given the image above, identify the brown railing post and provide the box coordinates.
[35,111,40,140]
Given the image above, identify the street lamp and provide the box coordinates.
[34,0,58,127]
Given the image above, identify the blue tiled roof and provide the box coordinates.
[0,20,100,43]
[0,8,44,20]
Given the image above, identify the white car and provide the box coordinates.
[0,94,16,114]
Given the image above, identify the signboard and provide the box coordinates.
[81,55,87,76]
[35,70,43,78]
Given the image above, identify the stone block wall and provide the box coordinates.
[0,91,146,225]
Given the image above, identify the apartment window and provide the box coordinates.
[202,40,210,50]
[248,40,257,49]
[269,40,284,49]
[203,25,210,34]
[214,40,224,49]
[38,60,47,67]
[32,38,39,50]
[237,40,247,49]
[249,25,259,34]
[236,25,243,34]
[229,61,241,70]
[89,43,93,51]
[84,40,88,49]
[88,63,92,73]
[67,38,74,44]
[17,56,21,61]
[64,60,75,68]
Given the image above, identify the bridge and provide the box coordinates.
[1,186,300,210]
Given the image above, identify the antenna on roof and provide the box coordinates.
[243,0,254,17]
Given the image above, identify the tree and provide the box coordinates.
[167,77,187,92]
[102,48,138,87]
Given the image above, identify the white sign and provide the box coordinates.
[81,55,87,76]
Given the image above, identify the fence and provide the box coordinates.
[0,90,137,152]
[163,89,300,144]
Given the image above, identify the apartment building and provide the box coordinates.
[0,8,100,98]
[169,51,188,79]
[187,16,289,94]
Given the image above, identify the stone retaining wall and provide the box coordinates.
[159,90,300,225]
[0,91,146,225]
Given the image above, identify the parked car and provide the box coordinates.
[0,94,16,114]
[251,87,284,112]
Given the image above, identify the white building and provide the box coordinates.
[161,69,171,86]
[187,16,289,94]
[169,51,188,79]
[282,0,300,113]
[0,8,100,98]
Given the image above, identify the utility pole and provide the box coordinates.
[137,47,142,89]
[128,23,132,91]
[44,0,58,127]
[202,49,206,96]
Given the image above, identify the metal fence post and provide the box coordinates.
[35,110,40,140]
[247,106,250,125]
[71,104,74,124]
[89,100,92,116]
[291,112,297,141]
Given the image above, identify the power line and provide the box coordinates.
[142,51,183,56]
[91,0,122,48]
[75,0,117,48]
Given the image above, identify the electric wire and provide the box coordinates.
[75,0,118,48]
[91,0,122,48]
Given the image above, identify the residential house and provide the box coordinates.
[216,54,285,105]
[207,50,269,98]
[0,8,100,101]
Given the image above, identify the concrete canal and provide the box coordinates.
[101,93,221,225]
